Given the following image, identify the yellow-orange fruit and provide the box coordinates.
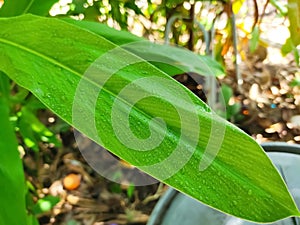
[63,173,81,190]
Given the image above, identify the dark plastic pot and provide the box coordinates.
[147,142,300,225]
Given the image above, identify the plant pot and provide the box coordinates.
[147,142,300,225]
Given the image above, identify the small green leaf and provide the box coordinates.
[18,109,39,152]
[282,37,294,56]
[287,0,300,46]
[32,196,60,215]
[221,84,233,104]
[227,102,242,120]
[127,183,135,199]
[250,26,260,53]
[282,37,300,65]
[270,0,288,16]
[18,107,61,151]
[289,78,300,87]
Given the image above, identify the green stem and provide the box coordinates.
[231,9,243,92]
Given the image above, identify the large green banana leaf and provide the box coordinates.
[0,14,299,223]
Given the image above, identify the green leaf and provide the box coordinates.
[0,0,32,17]
[0,73,27,225]
[287,0,300,46]
[26,214,40,225]
[62,18,143,45]
[289,77,300,87]
[124,0,143,15]
[249,25,260,53]
[62,18,225,77]
[0,71,10,98]
[25,0,58,16]
[18,108,39,152]
[227,102,242,120]
[0,15,299,222]
[32,195,60,215]
[18,106,61,152]
[270,0,288,16]
[282,37,300,65]
[220,84,241,120]
[0,0,58,17]
[294,47,300,66]
[126,183,135,199]
[82,6,101,22]
[221,84,233,104]
[282,37,294,56]
[69,0,86,14]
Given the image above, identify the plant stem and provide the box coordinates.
[231,9,243,92]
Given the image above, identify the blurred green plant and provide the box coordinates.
[220,84,243,122]
[281,0,300,65]
[26,180,60,225]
